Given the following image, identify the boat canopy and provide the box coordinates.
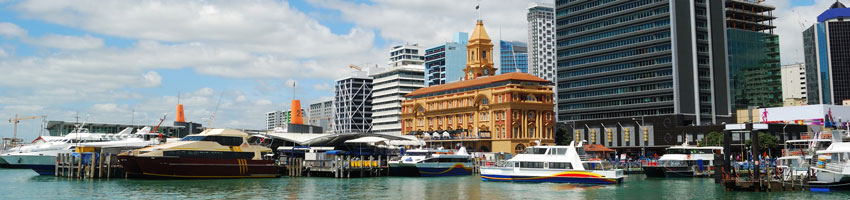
[817,142,850,154]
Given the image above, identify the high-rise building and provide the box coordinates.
[803,2,850,105]
[725,0,782,110]
[781,63,807,101]
[401,20,556,153]
[370,65,425,135]
[334,71,373,134]
[424,32,468,86]
[389,44,425,67]
[499,40,528,74]
[309,100,334,133]
[527,2,556,82]
[556,0,730,125]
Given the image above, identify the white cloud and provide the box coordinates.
[24,34,104,50]
[193,87,215,96]
[0,22,27,38]
[141,71,162,87]
[311,83,332,92]
[0,47,6,57]
[772,0,836,65]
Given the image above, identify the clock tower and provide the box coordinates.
[463,20,496,80]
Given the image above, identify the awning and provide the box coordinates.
[344,136,388,144]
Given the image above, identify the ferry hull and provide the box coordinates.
[481,174,623,184]
[0,156,30,169]
[0,155,56,174]
[643,166,710,178]
[118,155,280,179]
[389,163,473,177]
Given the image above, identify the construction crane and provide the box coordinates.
[349,64,362,71]
[8,114,44,145]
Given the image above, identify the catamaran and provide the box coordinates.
[480,141,625,184]
[642,143,722,178]
[389,147,473,177]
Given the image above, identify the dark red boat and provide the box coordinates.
[118,129,279,179]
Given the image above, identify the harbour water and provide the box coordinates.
[2,168,849,199]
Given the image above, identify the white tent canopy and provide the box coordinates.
[344,136,389,144]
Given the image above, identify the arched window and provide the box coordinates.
[482,50,487,60]
[481,98,489,105]
[515,144,526,154]
[526,95,537,101]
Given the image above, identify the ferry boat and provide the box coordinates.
[642,143,722,178]
[118,129,279,179]
[480,142,625,184]
[389,147,473,177]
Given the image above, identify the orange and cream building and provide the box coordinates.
[400,20,555,154]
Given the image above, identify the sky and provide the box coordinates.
[0,0,841,140]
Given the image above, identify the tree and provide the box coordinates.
[555,128,572,145]
[699,131,723,147]
[744,132,779,149]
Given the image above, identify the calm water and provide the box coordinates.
[2,169,850,199]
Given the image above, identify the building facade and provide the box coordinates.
[803,2,850,105]
[334,71,373,134]
[389,43,425,67]
[309,100,334,133]
[499,40,528,74]
[555,0,730,125]
[424,32,468,86]
[370,65,426,135]
[527,2,556,83]
[725,0,782,110]
[401,20,556,154]
[266,110,304,130]
[781,63,807,102]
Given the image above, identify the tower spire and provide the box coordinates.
[463,20,496,80]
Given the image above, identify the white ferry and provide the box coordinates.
[480,142,625,184]
[810,142,850,185]
[776,138,831,181]
[642,143,722,178]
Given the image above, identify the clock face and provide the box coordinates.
[484,69,489,75]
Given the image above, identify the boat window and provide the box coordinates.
[519,162,544,168]
[549,162,572,169]
[404,152,429,156]
[555,148,568,155]
[180,136,244,146]
[523,148,547,154]
[666,149,687,154]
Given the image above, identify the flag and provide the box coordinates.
[475,5,479,10]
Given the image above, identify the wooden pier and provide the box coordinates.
[55,151,125,179]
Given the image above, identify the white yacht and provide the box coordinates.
[480,142,625,184]
[389,147,473,177]
[811,142,850,184]
[642,143,722,178]
[0,127,162,175]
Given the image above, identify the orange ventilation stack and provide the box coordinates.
[290,100,303,125]
[175,104,186,123]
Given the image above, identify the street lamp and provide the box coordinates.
[633,117,645,157]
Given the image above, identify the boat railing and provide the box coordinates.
[825,162,844,172]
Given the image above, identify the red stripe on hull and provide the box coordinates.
[118,155,280,179]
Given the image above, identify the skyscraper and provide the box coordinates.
[370,64,425,135]
[725,0,782,110]
[803,1,850,105]
[499,40,528,74]
[556,1,730,125]
[424,32,468,86]
[334,71,373,134]
[781,63,807,106]
[527,2,556,82]
[388,43,424,67]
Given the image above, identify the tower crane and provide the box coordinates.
[349,64,362,71]
[8,114,44,145]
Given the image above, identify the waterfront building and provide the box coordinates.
[309,100,334,133]
[498,40,528,74]
[527,2,556,83]
[370,65,426,135]
[725,0,782,110]
[802,2,850,105]
[389,43,425,67]
[736,104,850,127]
[424,32,469,86]
[266,110,304,130]
[555,0,731,151]
[401,20,556,154]
[334,71,373,133]
[46,120,202,138]
[781,63,807,102]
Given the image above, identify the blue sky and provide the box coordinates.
[0,0,838,140]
